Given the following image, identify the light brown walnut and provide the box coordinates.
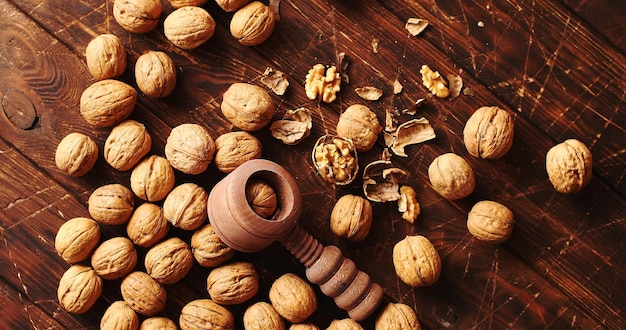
[179,299,235,330]
[221,83,275,131]
[121,271,167,316]
[91,237,138,280]
[140,316,177,330]
[135,51,177,98]
[463,106,514,159]
[55,217,101,264]
[216,0,249,12]
[214,131,263,173]
[393,235,441,287]
[126,203,169,248]
[269,273,317,323]
[230,1,276,46]
[88,184,135,225]
[163,183,208,230]
[327,318,363,330]
[130,155,176,202]
[546,139,592,194]
[113,0,162,33]
[467,201,514,244]
[85,34,126,80]
[168,0,207,8]
[100,301,139,330]
[55,132,98,177]
[330,194,372,242]
[336,104,382,152]
[375,302,421,330]
[164,6,215,49]
[207,261,259,305]
[145,237,194,285]
[57,265,103,314]
[245,180,278,218]
[191,223,235,268]
[243,302,285,330]
[104,119,152,171]
[290,324,320,330]
[165,123,216,175]
[80,79,137,127]
[428,153,475,200]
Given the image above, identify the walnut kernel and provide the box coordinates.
[230,1,276,46]
[221,83,275,131]
[179,299,235,330]
[91,237,138,280]
[100,301,139,330]
[269,273,317,323]
[164,6,216,49]
[305,64,341,103]
[467,201,514,244]
[113,0,162,33]
[85,34,126,80]
[463,106,514,159]
[126,203,169,248]
[55,132,98,177]
[121,271,167,316]
[330,194,373,242]
[393,235,441,287]
[375,302,421,330]
[428,153,475,200]
[57,265,103,314]
[104,119,152,171]
[214,131,263,173]
[420,65,449,98]
[145,237,194,284]
[312,135,359,185]
[55,217,101,263]
[80,79,137,127]
[243,302,285,330]
[191,223,235,267]
[397,185,420,224]
[88,183,135,225]
[163,183,208,230]
[546,139,592,194]
[207,261,259,305]
[336,104,382,152]
[165,123,215,175]
[130,155,176,202]
[135,51,177,98]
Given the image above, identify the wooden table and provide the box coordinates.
[1,0,624,328]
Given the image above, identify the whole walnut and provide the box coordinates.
[130,155,176,202]
[221,83,275,131]
[165,124,216,175]
[290,324,320,330]
[244,302,285,330]
[336,104,382,152]
[246,180,277,218]
[140,316,177,330]
[88,183,135,225]
[179,299,235,330]
[191,223,235,267]
[463,106,514,159]
[214,131,262,173]
[216,0,249,12]
[104,119,152,171]
[546,139,592,194]
[375,302,421,330]
[113,0,162,33]
[135,51,177,98]
[126,203,169,248]
[330,194,372,242]
[85,34,126,80]
[55,132,98,177]
[269,273,318,323]
[163,183,208,230]
[168,0,207,8]
[163,6,215,50]
[230,1,276,46]
[327,318,363,330]
[121,271,167,316]
[100,301,139,330]
[428,153,475,200]
[393,235,441,287]
[145,237,194,285]
[467,201,514,244]
[57,265,103,314]
[55,217,101,263]
[91,237,138,280]
[80,79,137,127]
[207,261,259,305]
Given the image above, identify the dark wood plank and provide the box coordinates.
[561,0,626,53]
[0,277,64,329]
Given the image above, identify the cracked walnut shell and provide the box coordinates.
[91,237,138,280]
[80,79,137,127]
[467,201,514,244]
[88,183,135,225]
[130,155,176,202]
[375,302,421,330]
[463,106,514,159]
[191,223,235,268]
[164,6,215,49]
[207,261,259,305]
[85,34,126,80]
[221,83,275,131]
[57,265,103,314]
[336,104,382,152]
[163,183,208,230]
[330,194,373,242]
[546,139,592,194]
[126,203,169,248]
[305,64,341,103]
[230,1,276,46]
[121,271,167,316]
[214,131,263,173]
[104,119,152,171]
[55,217,100,264]
[313,135,359,185]
[113,0,162,33]
[428,153,475,200]
[165,124,215,175]
[393,235,441,287]
[244,302,285,330]
[269,273,318,323]
[135,51,177,98]
[179,299,235,330]
[55,132,98,177]
[100,301,139,330]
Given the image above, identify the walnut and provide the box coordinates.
[355,86,383,101]
[243,302,285,330]
[270,107,312,145]
[546,139,592,194]
[261,67,289,95]
[375,302,421,330]
[140,317,177,330]
[164,6,215,49]
[216,0,250,12]
[104,119,152,171]
[230,1,276,46]
[55,132,98,177]
[336,104,382,152]
[130,155,176,202]
[362,160,407,203]
[91,237,138,280]
[55,217,101,263]
[428,153,475,200]
[463,106,514,159]
[397,185,420,224]
[191,223,235,268]
[126,203,169,248]
[269,273,318,323]
[405,18,429,36]
[121,271,167,316]
[113,0,162,33]
[290,324,320,330]
[420,65,449,98]
[145,237,194,284]
[246,180,277,218]
[207,261,259,305]
[163,183,208,230]
[214,131,263,173]
[389,118,436,157]
[168,0,208,9]
[330,194,372,242]
[467,201,514,244]
[327,319,363,330]
[165,123,215,175]
[447,74,463,98]
[80,79,137,127]
[305,64,341,103]
[57,265,103,314]
[393,235,441,287]
[88,183,135,225]
[100,301,139,330]
[179,299,235,330]
[135,51,177,98]
[85,34,126,80]
[221,83,275,131]
[312,135,359,185]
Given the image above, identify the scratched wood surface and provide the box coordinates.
[0,0,624,329]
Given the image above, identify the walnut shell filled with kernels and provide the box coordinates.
[88,183,135,225]
[113,0,162,33]
[164,6,215,49]
[145,237,194,284]
[330,194,372,242]
[163,183,208,230]
[243,302,285,330]
[85,34,126,80]
[191,223,235,267]
[463,106,514,159]
[269,273,317,323]
[214,131,262,173]
[336,104,383,152]
[104,119,152,171]
[221,83,275,131]
[57,265,103,314]
[165,124,216,175]
[100,301,139,330]
[91,237,138,280]
[179,299,235,330]
[80,79,137,127]
[375,302,421,330]
[467,200,514,244]
[135,51,177,98]
[230,1,276,46]
[546,139,592,194]
[121,271,167,316]
[428,153,475,200]
[140,316,178,330]
[312,135,359,185]
[207,261,259,305]
[130,155,176,202]
[393,235,441,287]
[55,217,101,263]
[55,132,99,177]
[126,203,169,248]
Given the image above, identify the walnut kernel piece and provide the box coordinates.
[231,1,276,46]
[463,106,514,159]
[207,261,259,305]
[57,265,103,314]
[221,83,275,131]
[180,299,235,330]
[428,153,475,200]
[121,271,167,316]
[305,64,341,103]
[85,34,126,80]
[164,6,216,49]
[113,0,162,33]
[130,155,176,202]
[246,180,278,218]
[100,301,139,330]
[355,86,383,101]
[393,235,441,287]
[91,237,138,280]
[214,131,262,173]
[126,203,169,248]
[336,104,382,152]
[420,65,449,98]
[269,273,318,323]
[55,217,101,263]
[362,160,408,203]
[163,183,208,230]
[135,51,177,98]
[312,135,359,185]
[168,0,207,8]
[244,302,285,330]
[55,132,98,177]
[390,117,436,157]
[330,194,373,242]
[165,123,215,175]
[467,201,514,244]
[216,0,250,12]
[104,119,152,171]
[140,316,178,330]
[327,319,363,330]
[270,107,312,145]
[88,184,135,225]
[393,79,403,94]
[397,185,420,224]
[261,67,289,95]
[375,302,421,330]
[405,18,429,36]
[80,79,137,127]
[145,237,194,284]
[447,74,463,98]
[191,223,235,267]
[546,139,592,194]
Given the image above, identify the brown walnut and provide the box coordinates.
[55,132,98,177]
[463,106,514,159]
[207,261,259,305]
[57,265,103,314]
[428,153,475,200]
[179,299,235,330]
[100,301,139,330]
[230,1,276,46]
[165,123,216,175]
[164,6,215,49]
[290,324,320,330]
[245,180,278,218]
[336,104,383,152]
[113,0,162,33]
[214,131,263,173]
[269,273,318,323]
[546,139,592,194]
[130,155,176,202]
[145,237,194,285]
[467,200,514,244]
[393,235,441,287]
[216,0,249,12]
[140,316,177,330]
[168,0,208,8]
[330,194,373,242]
[104,119,152,171]
[121,271,167,316]
[85,34,126,80]
[191,223,235,268]
[55,217,101,263]
[327,318,363,330]
[80,79,137,127]
[91,237,138,280]
[375,302,421,330]
[163,183,208,230]
[126,203,169,248]
[88,183,135,225]
[135,51,177,98]
[243,302,285,330]
[221,83,275,131]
